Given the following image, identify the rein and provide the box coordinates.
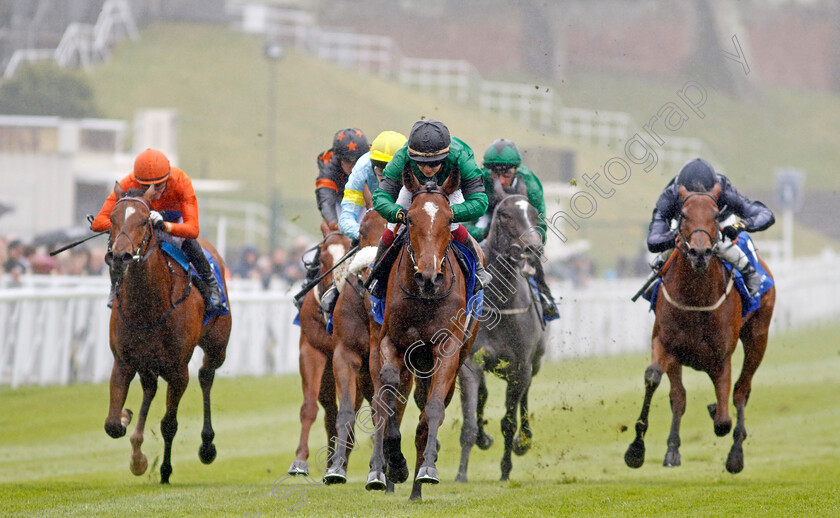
[110,197,155,262]
[397,187,455,301]
[676,192,720,254]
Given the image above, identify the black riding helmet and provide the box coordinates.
[332,127,369,163]
[407,119,451,163]
[676,158,717,191]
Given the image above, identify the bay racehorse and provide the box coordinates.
[625,183,775,473]
[288,222,350,477]
[103,183,231,483]
[323,208,386,485]
[456,180,547,482]
[366,165,483,501]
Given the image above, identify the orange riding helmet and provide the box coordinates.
[132,148,171,184]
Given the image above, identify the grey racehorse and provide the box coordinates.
[456,180,548,482]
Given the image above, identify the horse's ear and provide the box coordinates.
[678,184,689,200]
[441,164,461,196]
[403,163,421,194]
[114,181,123,198]
[142,183,155,203]
[320,219,331,237]
[493,178,507,203]
[709,182,722,199]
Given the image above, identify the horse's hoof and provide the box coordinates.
[130,453,148,476]
[476,432,494,450]
[416,466,439,484]
[120,409,133,428]
[726,447,744,474]
[714,420,732,437]
[365,470,386,491]
[104,421,126,439]
[386,455,409,484]
[323,466,347,485]
[455,472,468,483]
[199,442,217,464]
[663,450,681,467]
[624,439,645,468]
[513,435,532,456]
[287,460,309,476]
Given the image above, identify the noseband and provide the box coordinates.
[399,187,455,300]
[676,192,719,254]
[110,197,156,263]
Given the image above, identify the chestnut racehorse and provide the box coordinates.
[103,184,231,483]
[625,183,775,473]
[288,223,350,477]
[366,166,483,501]
[323,208,387,485]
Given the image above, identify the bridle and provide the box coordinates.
[675,191,720,254]
[109,197,156,263]
[398,187,455,301]
[492,194,537,266]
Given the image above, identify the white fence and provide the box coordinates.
[1,251,838,388]
[3,0,138,78]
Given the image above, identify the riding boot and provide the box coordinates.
[531,260,559,320]
[364,238,390,299]
[642,250,671,300]
[182,239,225,311]
[459,235,492,291]
[320,283,338,313]
[716,240,761,298]
[293,247,322,309]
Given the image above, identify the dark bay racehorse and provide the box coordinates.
[625,183,775,473]
[366,166,483,501]
[323,209,386,485]
[288,222,350,476]
[456,181,547,482]
[103,183,231,483]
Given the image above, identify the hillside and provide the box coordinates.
[89,22,839,265]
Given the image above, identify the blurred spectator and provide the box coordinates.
[4,238,27,285]
[231,245,260,279]
[30,245,61,274]
[63,246,93,275]
[87,247,107,275]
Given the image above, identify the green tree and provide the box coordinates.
[0,61,102,117]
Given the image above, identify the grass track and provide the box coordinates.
[1,324,839,517]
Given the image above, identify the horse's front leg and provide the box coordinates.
[160,366,189,484]
[366,333,408,490]
[289,336,328,477]
[324,342,360,485]
[663,362,686,467]
[625,336,667,468]
[129,371,158,477]
[104,358,135,438]
[513,383,533,456]
[412,352,461,499]
[707,360,733,437]
[500,363,531,481]
[455,359,481,482]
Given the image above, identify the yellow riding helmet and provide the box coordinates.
[369,131,407,163]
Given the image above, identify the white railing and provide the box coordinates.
[479,81,555,130]
[1,251,838,388]
[3,0,137,78]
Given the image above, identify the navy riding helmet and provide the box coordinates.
[676,158,717,192]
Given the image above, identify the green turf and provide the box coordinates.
[1,323,839,517]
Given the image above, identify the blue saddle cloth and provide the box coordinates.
[369,240,484,325]
[160,242,230,325]
[643,232,773,317]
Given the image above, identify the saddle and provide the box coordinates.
[159,242,229,324]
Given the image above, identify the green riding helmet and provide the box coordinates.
[483,138,522,167]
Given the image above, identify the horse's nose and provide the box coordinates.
[687,247,712,268]
[110,252,132,272]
